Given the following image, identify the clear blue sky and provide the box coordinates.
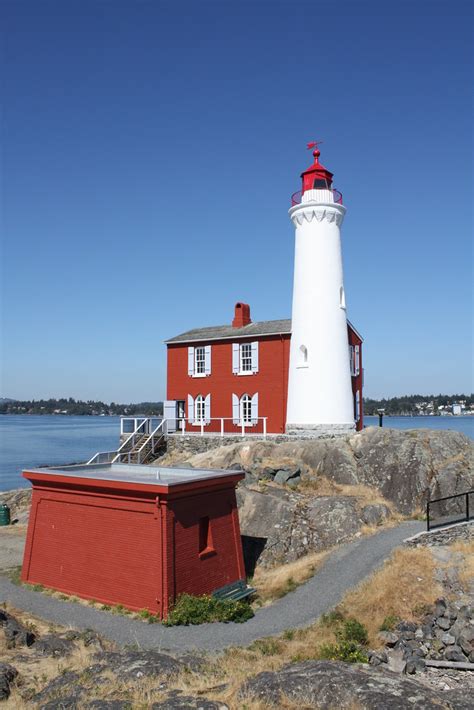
[2,0,472,402]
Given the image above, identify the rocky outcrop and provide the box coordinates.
[238,485,387,567]
[0,608,36,648]
[375,599,474,673]
[240,659,460,708]
[167,428,473,515]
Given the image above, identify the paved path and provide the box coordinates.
[0,521,424,653]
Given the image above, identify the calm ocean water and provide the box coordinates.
[0,414,472,492]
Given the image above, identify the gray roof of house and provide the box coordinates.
[165,318,363,344]
[165,319,292,343]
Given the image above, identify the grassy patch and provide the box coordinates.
[164,593,254,626]
[338,547,441,646]
[252,550,329,604]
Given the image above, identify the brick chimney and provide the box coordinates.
[232,302,251,328]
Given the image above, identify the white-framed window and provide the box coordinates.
[195,394,205,422]
[188,345,211,377]
[232,393,258,426]
[349,345,360,376]
[355,390,361,422]
[240,394,252,423]
[232,341,259,375]
[195,347,205,374]
[188,394,211,425]
[240,343,252,372]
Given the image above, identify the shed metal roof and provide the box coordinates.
[165,318,363,344]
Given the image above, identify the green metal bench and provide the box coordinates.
[212,579,256,602]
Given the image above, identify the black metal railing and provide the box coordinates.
[426,490,473,531]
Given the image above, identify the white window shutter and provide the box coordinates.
[232,393,240,424]
[204,394,211,424]
[187,394,194,423]
[251,341,259,373]
[204,345,211,375]
[232,343,239,374]
[355,390,361,421]
[188,347,195,376]
[251,392,259,425]
[355,345,360,376]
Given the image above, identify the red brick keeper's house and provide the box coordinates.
[165,302,363,435]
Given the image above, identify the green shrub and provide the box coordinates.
[380,615,399,632]
[321,609,345,627]
[339,618,368,645]
[319,640,369,664]
[164,593,254,626]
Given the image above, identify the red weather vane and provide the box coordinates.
[307,140,323,150]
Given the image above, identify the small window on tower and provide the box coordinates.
[298,344,308,367]
[313,178,328,189]
[340,287,346,310]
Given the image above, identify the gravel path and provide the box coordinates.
[0,520,424,653]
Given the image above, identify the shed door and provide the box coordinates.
[163,400,177,433]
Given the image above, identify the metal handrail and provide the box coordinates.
[87,417,155,465]
[426,490,473,531]
[291,188,343,206]
[129,419,167,464]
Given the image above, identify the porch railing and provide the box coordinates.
[174,416,268,438]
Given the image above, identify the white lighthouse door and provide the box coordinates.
[163,400,177,433]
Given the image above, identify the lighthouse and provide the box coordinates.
[286,144,355,435]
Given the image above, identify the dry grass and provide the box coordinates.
[448,539,474,592]
[338,547,441,646]
[251,550,329,604]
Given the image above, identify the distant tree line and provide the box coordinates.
[0,398,163,416]
[363,394,474,416]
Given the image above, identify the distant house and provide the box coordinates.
[452,403,462,416]
[164,302,363,435]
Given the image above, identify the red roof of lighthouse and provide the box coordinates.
[301,146,334,192]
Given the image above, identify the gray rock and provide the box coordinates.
[405,656,426,674]
[386,649,407,674]
[274,465,300,483]
[0,663,18,701]
[94,650,184,680]
[443,688,474,710]
[436,616,451,630]
[458,626,474,653]
[379,631,398,646]
[441,632,456,646]
[361,503,391,526]
[240,659,454,708]
[0,609,36,648]
[34,671,83,704]
[34,634,76,657]
[444,644,467,662]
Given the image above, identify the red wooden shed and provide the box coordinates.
[21,463,246,619]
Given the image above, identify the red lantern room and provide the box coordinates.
[301,145,334,194]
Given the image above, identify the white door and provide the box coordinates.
[163,400,177,433]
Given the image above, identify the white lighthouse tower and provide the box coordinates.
[286,144,355,435]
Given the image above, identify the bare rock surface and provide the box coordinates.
[240,659,457,708]
[168,427,473,515]
[0,662,18,701]
[237,486,369,566]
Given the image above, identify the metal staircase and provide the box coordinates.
[87,419,168,466]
